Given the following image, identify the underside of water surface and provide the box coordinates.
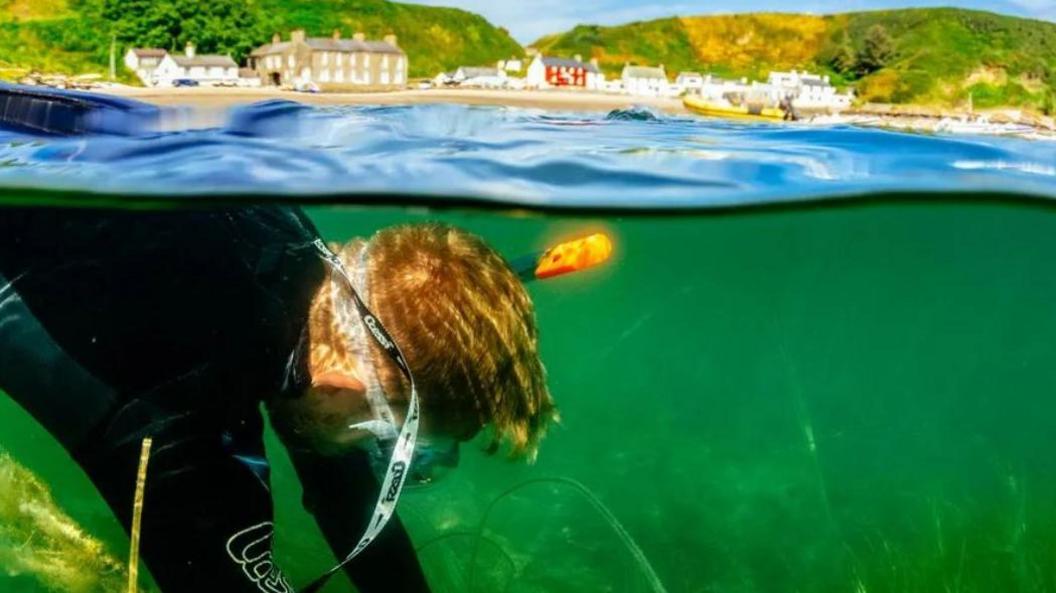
[1,191,1053,593]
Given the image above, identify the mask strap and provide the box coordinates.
[352,243,398,432]
[304,239,421,593]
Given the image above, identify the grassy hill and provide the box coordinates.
[532,8,1056,112]
[259,0,523,78]
[0,0,523,82]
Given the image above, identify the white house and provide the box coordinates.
[675,71,704,94]
[154,43,238,87]
[622,65,668,97]
[699,75,750,101]
[498,58,524,73]
[764,70,853,111]
[124,48,167,86]
[454,66,507,88]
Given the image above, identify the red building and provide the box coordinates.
[527,55,601,89]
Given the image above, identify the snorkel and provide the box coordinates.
[302,232,613,593]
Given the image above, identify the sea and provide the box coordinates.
[0,102,1054,593]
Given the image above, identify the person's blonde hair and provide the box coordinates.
[310,223,556,459]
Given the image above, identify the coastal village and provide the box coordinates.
[117,28,855,116]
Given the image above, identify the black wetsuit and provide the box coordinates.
[0,205,430,593]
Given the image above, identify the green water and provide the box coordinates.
[2,196,1055,593]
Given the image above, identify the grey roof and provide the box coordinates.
[457,67,501,79]
[540,56,599,73]
[131,48,167,58]
[252,37,403,56]
[172,55,238,68]
[363,41,403,55]
[623,66,666,80]
[802,79,831,87]
[251,41,292,57]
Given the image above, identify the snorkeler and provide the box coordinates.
[0,205,556,593]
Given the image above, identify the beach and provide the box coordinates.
[100,86,690,114]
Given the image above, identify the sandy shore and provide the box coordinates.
[99,86,690,114]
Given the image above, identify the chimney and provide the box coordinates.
[590,57,599,69]
[291,29,306,44]
[574,53,582,63]
[185,42,196,59]
[353,32,366,42]
[384,34,398,47]
[332,29,342,40]
[272,33,281,45]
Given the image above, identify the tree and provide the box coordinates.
[79,0,273,62]
[829,32,857,75]
[858,24,894,74]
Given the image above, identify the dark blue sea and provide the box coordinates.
[0,102,1054,206]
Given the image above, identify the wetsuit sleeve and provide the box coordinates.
[285,445,432,593]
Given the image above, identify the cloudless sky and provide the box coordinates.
[401,0,1055,43]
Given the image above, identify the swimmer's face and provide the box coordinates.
[269,370,374,454]
[274,365,450,454]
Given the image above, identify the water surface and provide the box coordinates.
[0,103,1053,207]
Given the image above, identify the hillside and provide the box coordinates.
[532,8,1056,112]
[0,0,523,81]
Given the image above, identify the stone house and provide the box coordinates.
[249,30,408,89]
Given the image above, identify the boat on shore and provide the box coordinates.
[683,95,786,121]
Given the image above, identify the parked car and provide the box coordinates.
[172,79,199,88]
[293,81,320,93]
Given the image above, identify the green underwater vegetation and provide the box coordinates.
[1,195,1055,592]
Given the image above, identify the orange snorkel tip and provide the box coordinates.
[514,233,614,282]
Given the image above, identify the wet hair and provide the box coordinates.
[312,223,556,459]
